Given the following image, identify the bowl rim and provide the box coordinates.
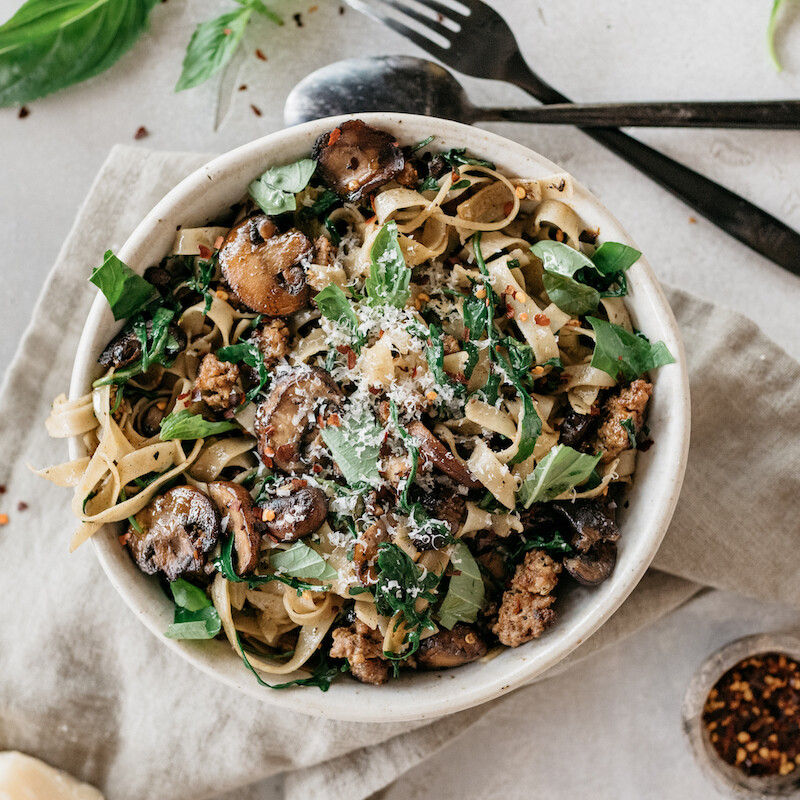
[67,113,691,722]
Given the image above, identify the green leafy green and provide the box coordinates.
[89,250,157,321]
[0,0,160,107]
[411,135,435,153]
[249,158,317,216]
[620,416,638,449]
[532,240,597,279]
[176,0,281,91]
[439,148,495,170]
[269,542,338,582]
[159,409,239,440]
[518,444,601,507]
[320,408,382,487]
[587,317,675,381]
[314,284,363,350]
[462,293,488,341]
[508,530,573,561]
[217,339,269,404]
[591,242,642,275]
[541,272,601,316]
[164,578,221,640]
[437,541,484,630]
[423,320,466,398]
[364,221,411,308]
[768,0,789,70]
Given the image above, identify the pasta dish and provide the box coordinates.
[37,120,674,688]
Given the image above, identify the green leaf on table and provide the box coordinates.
[164,578,221,640]
[437,541,484,630]
[249,158,317,215]
[0,0,160,107]
[364,221,411,308]
[320,408,382,487]
[587,316,675,382]
[159,409,239,440]
[518,444,601,507]
[176,0,282,92]
[269,541,338,582]
[89,250,157,321]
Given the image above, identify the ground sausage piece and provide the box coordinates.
[492,550,561,647]
[313,235,338,267]
[595,378,653,463]
[329,620,391,685]
[194,353,240,410]
[442,334,460,355]
[253,319,291,367]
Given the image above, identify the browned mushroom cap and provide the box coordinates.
[417,624,488,670]
[126,485,220,582]
[259,487,328,543]
[219,214,313,316]
[563,540,617,586]
[420,488,466,537]
[407,421,483,489]
[255,366,344,472]
[551,499,620,553]
[312,120,405,200]
[98,321,187,369]
[207,481,262,575]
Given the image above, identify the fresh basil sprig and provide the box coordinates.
[89,250,157,321]
[518,444,601,507]
[159,409,239,440]
[587,317,675,382]
[269,541,338,583]
[249,158,317,216]
[164,578,222,640]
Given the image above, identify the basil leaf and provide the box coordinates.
[320,408,382,487]
[364,221,411,308]
[501,337,534,380]
[169,578,211,612]
[518,444,601,507]
[159,409,239,440]
[532,240,596,278]
[249,158,317,216]
[587,316,675,382]
[298,188,340,222]
[89,250,157,321]
[164,606,221,640]
[411,135,435,153]
[437,542,485,630]
[591,242,641,276]
[542,272,601,315]
[270,542,338,582]
[0,0,159,107]
[315,284,361,345]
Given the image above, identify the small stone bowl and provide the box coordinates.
[682,632,800,799]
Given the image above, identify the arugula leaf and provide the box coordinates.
[508,530,573,561]
[320,408,382,487]
[0,0,159,107]
[249,158,317,216]
[591,242,642,275]
[164,578,221,640]
[411,135,435,153]
[462,293,488,341]
[314,284,362,350]
[217,340,269,404]
[424,320,465,398]
[518,444,601,507]
[439,148,495,170]
[437,541,484,630]
[620,416,638,449]
[89,250,157,321]
[298,189,340,223]
[542,272,601,316]
[500,337,534,381]
[159,409,239,440]
[587,317,675,381]
[364,221,411,308]
[269,542,338,582]
[418,175,440,192]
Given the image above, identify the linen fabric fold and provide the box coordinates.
[0,147,796,800]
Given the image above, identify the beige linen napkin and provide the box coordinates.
[1,146,798,800]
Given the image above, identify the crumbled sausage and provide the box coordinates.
[330,620,391,685]
[396,161,418,187]
[492,550,561,647]
[442,334,460,355]
[352,522,390,586]
[194,353,240,410]
[595,379,653,462]
[313,236,338,267]
[253,319,291,367]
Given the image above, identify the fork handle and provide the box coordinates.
[481,100,800,129]
[507,56,800,274]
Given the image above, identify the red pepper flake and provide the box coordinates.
[368,386,381,395]
[308,4,318,11]
[18,106,30,119]
[118,531,131,546]
[255,49,267,61]
[688,216,697,224]
[503,201,514,216]
[506,306,515,319]
[327,413,342,428]
[504,284,514,295]
[291,478,308,489]
[238,84,248,91]
[250,104,263,117]
[534,313,550,326]
[177,392,190,401]
[589,404,601,416]
[134,126,149,140]
[223,27,232,35]
[198,244,213,259]
[555,229,566,242]
[17,502,28,512]
[262,446,276,457]
[214,235,224,250]
[328,127,342,146]
[312,463,323,474]
[364,215,377,226]
[451,169,460,182]
[0,485,6,494]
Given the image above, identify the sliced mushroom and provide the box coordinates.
[98,321,187,369]
[255,366,343,472]
[259,487,328,542]
[558,408,599,450]
[417,624,488,670]
[312,120,405,200]
[407,421,482,489]
[219,214,313,316]
[352,521,390,586]
[207,481,262,575]
[126,485,220,582]
[551,498,620,553]
[420,487,466,536]
[563,540,617,586]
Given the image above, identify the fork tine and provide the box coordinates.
[344,0,451,56]
[410,0,469,20]
[381,0,455,38]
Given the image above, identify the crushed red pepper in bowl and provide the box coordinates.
[703,652,800,778]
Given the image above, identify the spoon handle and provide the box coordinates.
[480,100,800,129]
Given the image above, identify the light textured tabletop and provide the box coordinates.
[1,0,799,797]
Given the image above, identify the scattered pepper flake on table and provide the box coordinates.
[134,126,149,140]
[702,651,800,778]
[17,502,28,512]
[18,106,30,119]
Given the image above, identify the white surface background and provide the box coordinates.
[1,0,799,796]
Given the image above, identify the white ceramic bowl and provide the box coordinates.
[68,113,690,722]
